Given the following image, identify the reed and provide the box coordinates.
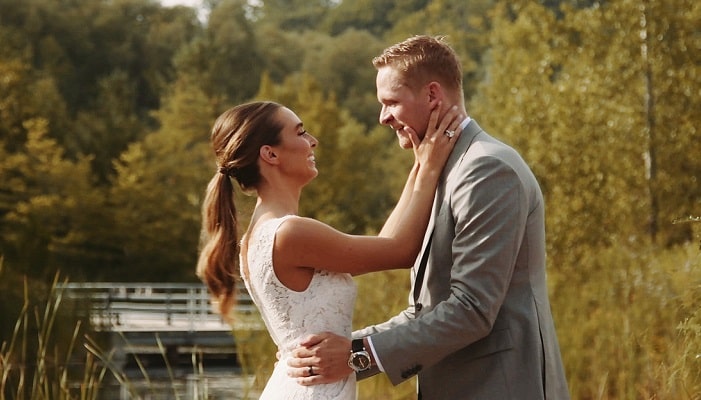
[0,264,214,400]
[0,269,106,400]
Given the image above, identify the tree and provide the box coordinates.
[251,0,334,32]
[298,29,384,129]
[72,70,148,183]
[2,0,184,113]
[175,0,263,109]
[108,76,216,281]
[0,58,68,153]
[636,0,701,245]
[0,118,105,281]
[0,0,200,159]
[321,0,427,37]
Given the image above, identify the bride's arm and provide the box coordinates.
[378,162,418,237]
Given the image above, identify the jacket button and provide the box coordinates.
[415,303,423,311]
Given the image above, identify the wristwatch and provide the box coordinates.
[347,338,372,372]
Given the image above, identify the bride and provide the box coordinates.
[196,100,461,399]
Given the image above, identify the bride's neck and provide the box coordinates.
[255,183,300,217]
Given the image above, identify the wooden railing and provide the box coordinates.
[58,282,260,332]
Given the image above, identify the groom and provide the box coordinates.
[288,35,570,399]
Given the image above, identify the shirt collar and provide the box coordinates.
[458,116,472,132]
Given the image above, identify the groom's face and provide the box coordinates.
[376,66,431,149]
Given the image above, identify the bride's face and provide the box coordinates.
[270,107,319,184]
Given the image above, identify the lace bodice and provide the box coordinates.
[241,215,357,399]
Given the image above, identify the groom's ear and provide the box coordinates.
[426,81,443,108]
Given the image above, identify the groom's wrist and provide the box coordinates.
[348,338,373,372]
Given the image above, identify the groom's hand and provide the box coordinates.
[287,332,353,385]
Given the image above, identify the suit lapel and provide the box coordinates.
[412,120,483,291]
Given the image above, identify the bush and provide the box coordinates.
[552,239,701,399]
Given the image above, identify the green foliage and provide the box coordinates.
[298,29,385,129]
[0,119,107,281]
[249,0,335,32]
[175,0,263,107]
[636,0,701,245]
[251,25,307,84]
[322,0,428,37]
[472,4,700,397]
[1,0,198,114]
[552,241,701,399]
[670,279,701,398]
[232,319,276,395]
[473,0,701,265]
[251,28,384,128]
[0,57,69,153]
[72,70,148,183]
[108,76,216,281]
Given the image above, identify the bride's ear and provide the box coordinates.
[259,145,279,165]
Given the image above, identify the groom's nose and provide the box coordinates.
[379,106,393,126]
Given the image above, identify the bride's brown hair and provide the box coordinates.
[197,101,283,318]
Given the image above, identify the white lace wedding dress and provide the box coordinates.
[241,215,357,399]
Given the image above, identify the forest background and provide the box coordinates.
[0,0,700,398]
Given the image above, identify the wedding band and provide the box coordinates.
[444,129,455,138]
[308,366,314,376]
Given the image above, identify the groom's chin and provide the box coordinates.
[396,135,412,149]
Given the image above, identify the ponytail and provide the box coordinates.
[196,172,238,319]
[197,101,283,320]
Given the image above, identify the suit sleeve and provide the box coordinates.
[352,305,414,338]
[369,154,529,385]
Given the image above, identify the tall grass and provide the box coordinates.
[552,227,701,399]
[0,265,222,400]
[0,270,105,400]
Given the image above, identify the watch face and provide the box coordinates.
[352,352,371,370]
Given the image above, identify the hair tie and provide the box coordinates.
[218,165,228,175]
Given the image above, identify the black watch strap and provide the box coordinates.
[352,338,365,353]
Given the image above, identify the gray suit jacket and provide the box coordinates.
[355,120,570,399]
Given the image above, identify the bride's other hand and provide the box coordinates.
[287,332,352,386]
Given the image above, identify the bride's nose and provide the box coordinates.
[307,133,318,147]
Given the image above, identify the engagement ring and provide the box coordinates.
[444,130,455,138]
